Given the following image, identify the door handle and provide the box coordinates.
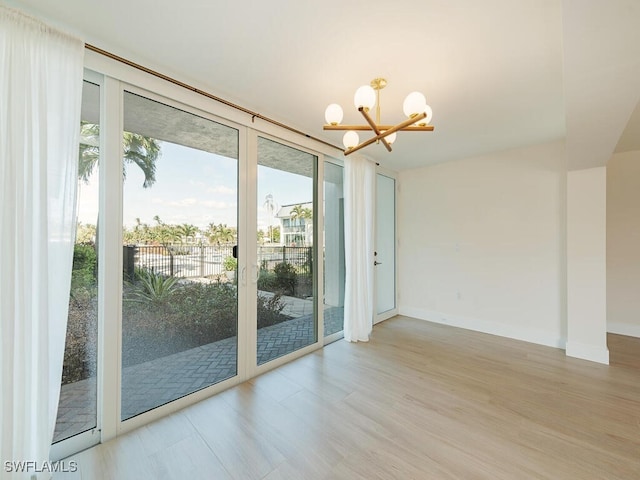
[374,261,382,266]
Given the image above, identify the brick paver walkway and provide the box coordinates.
[53,302,343,443]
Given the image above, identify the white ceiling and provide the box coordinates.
[616,100,640,154]
[5,0,640,171]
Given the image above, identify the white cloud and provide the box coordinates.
[201,200,232,209]
[168,198,198,207]
[207,185,236,195]
[150,197,198,207]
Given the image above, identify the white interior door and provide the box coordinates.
[375,172,397,322]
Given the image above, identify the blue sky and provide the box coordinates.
[77,140,313,232]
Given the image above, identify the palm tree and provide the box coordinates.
[78,123,161,255]
[78,122,100,183]
[205,223,219,245]
[149,216,179,246]
[177,223,199,243]
[78,122,161,188]
[268,225,280,243]
[290,204,312,221]
[216,224,236,244]
[76,222,97,244]
[263,194,278,243]
[204,223,235,245]
[290,204,313,246]
[122,131,161,188]
[263,194,276,217]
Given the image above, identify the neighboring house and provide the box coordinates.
[276,202,313,246]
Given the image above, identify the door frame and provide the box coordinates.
[374,166,399,324]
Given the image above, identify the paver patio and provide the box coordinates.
[53,301,343,443]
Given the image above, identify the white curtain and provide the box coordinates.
[343,154,376,342]
[0,6,84,478]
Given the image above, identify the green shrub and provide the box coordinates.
[304,247,313,275]
[257,293,286,328]
[62,244,98,384]
[62,293,97,385]
[257,269,277,292]
[70,243,97,298]
[130,269,178,304]
[223,256,237,271]
[121,280,290,367]
[273,262,296,295]
[73,243,97,272]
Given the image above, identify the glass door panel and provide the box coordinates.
[375,173,396,316]
[256,137,317,365]
[323,161,345,337]
[121,92,239,420]
[54,80,101,444]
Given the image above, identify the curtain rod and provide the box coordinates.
[84,43,341,152]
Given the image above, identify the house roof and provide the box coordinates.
[276,203,313,219]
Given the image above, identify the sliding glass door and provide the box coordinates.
[54,73,337,456]
[121,91,239,420]
[53,80,101,448]
[256,137,317,365]
[323,160,345,338]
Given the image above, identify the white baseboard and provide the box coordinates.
[565,341,609,365]
[398,306,565,349]
[608,322,640,338]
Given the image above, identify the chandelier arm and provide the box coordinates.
[344,111,427,156]
[344,132,389,156]
[324,124,434,131]
[400,125,435,131]
[359,107,392,152]
[324,125,380,131]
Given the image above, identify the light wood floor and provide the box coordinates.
[55,316,640,479]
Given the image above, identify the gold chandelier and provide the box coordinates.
[323,77,434,155]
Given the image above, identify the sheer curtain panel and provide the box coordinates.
[343,155,376,342]
[0,6,84,478]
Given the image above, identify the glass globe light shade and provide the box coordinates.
[414,104,433,126]
[403,91,427,118]
[343,131,360,149]
[384,131,397,145]
[354,85,376,112]
[325,103,343,125]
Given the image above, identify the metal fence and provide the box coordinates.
[257,245,312,275]
[124,243,312,281]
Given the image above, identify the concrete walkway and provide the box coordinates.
[54,301,343,443]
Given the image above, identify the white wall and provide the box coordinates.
[566,166,609,364]
[398,141,566,347]
[607,150,640,337]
